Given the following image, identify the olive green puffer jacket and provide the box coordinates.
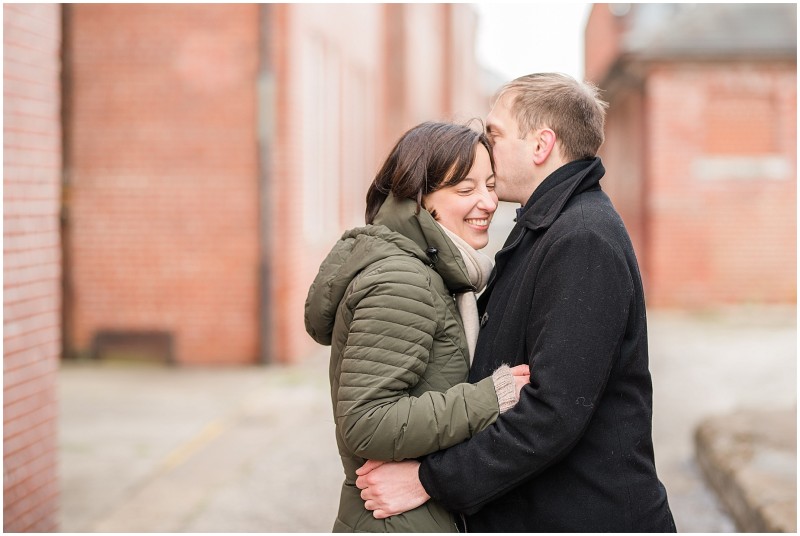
[305,195,501,532]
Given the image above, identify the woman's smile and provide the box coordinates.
[465,217,491,229]
[423,144,498,250]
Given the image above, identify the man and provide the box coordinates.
[355,73,676,532]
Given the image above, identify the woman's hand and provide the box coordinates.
[509,364,530,401]
[492,363,530,412]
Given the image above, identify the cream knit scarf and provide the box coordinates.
[437,223,494,363]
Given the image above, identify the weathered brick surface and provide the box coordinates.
[644,65,796,306]
[265,4,484,362]
[586,5,796,307]
[64,4,261,364]
[265,4,383,363]
[3,3,62,531]
[62,4,484,365]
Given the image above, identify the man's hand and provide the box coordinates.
[355,460,430,519]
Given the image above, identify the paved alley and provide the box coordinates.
[59,306,796,532]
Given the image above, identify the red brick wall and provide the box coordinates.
[446,6,485,122]
[401,4,449,126]
[62,4,487,364]
[597,87,648,280]
[586,6,796,308]
[64,4,261,364]
[3,3,62,531]
[269,4,485,362]
[267,4,386,362]
[644,64,796,306]
[388,4,484,128]
[584,4,624,85]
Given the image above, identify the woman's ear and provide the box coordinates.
[532,128,556,165]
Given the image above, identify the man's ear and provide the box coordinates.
[532,128,556,165]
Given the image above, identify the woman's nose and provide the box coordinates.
[478,189,498,213]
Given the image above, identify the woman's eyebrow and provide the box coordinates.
[463,174,495,182]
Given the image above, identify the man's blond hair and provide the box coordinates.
[496,73,608,162]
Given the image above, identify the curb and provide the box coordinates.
[694,407,796,532]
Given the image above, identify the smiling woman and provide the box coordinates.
[305,120,529,532]
[422,144,496,250]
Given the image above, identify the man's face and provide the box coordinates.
[485,93,537,205]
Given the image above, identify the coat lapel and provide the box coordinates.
[478,158,605,312]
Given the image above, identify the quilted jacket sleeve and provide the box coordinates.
[336,259,500,461]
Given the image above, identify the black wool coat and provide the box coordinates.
[418,157,676,532]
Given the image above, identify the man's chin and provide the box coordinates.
[494,186,514,203]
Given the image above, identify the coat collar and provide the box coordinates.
[478,157,606,310]
[373,195,473,293]
[518,157,605,232]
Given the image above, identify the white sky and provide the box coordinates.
[474,3,593,81]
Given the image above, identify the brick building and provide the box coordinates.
[584,4,796,307]
[5,4,796,532]
[60,4,486,366]
[5,4,487,530]
[4,4,62,532]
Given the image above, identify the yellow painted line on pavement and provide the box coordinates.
[160,419,227,472]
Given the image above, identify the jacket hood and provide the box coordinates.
[304,195,471,345]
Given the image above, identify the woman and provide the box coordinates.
[305,122,528,532]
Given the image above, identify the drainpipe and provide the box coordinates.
[257,4,276,364]
[60,4,74,360]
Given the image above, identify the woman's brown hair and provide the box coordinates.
[365,121,494,224]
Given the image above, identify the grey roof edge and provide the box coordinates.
[621,4,797,60]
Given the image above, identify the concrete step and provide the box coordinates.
[695,407,797,532]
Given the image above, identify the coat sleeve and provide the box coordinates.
[336,259,500,462]
[419,229,634,514]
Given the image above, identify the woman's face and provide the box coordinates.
[423,144,498,250]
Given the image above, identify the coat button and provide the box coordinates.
[425,247,439,264]
[480,312,489,327]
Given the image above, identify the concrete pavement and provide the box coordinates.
[59,359,342,532]
[59,306,796,532]
[647,306,796,532]
[696,407,796,532]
